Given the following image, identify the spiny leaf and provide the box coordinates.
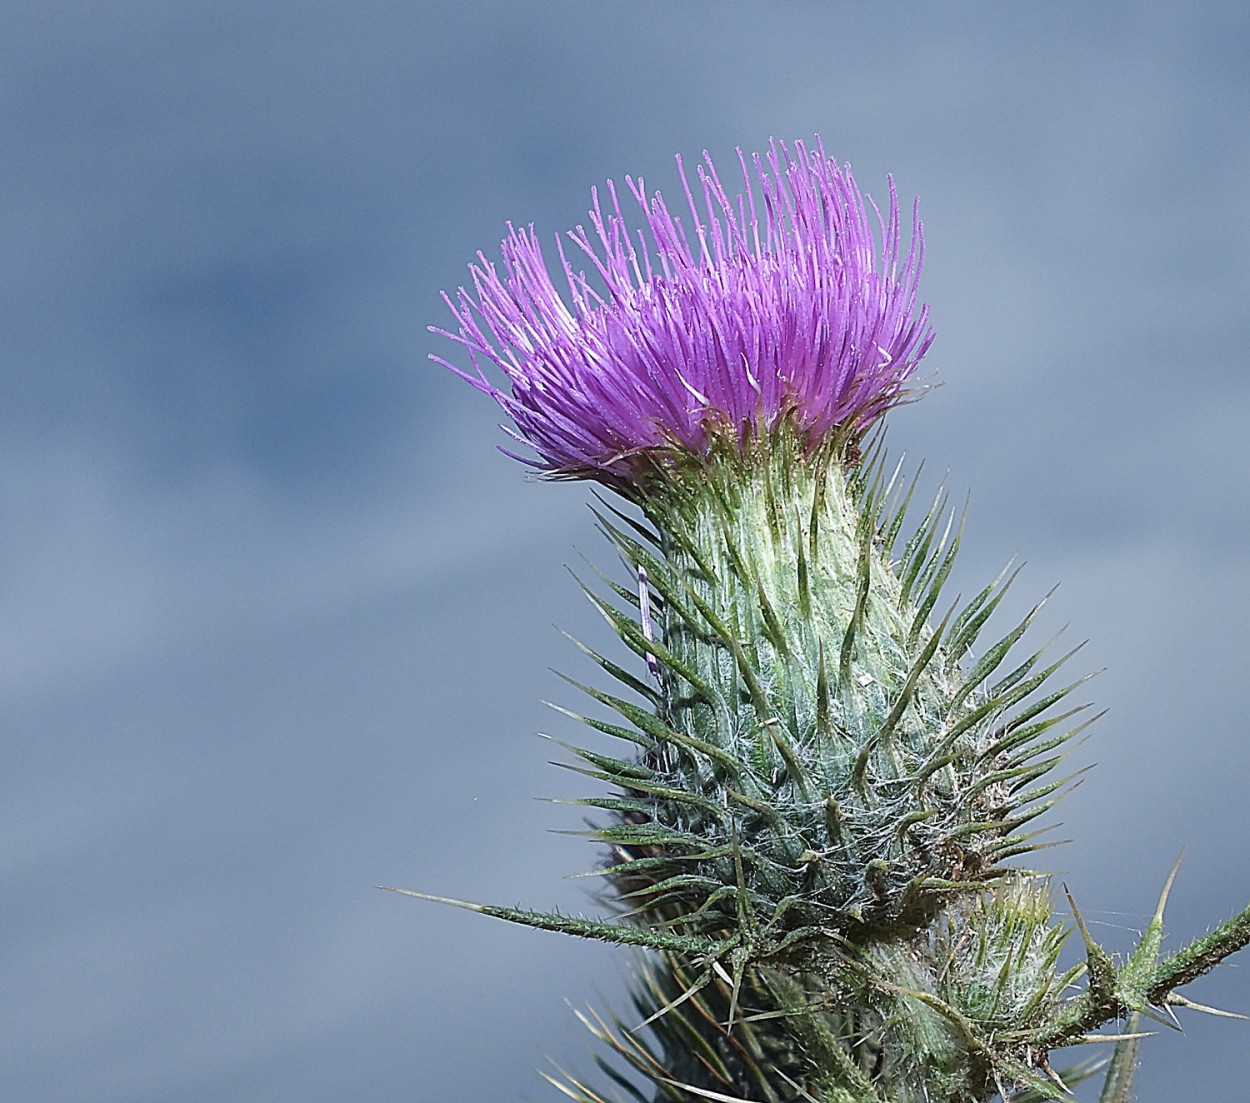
[983,827,1066,864]
[550,763,726,820]
[381,886,732,955]
[1065,886,1117,1006]
[854,431,894,517]
[641,718,750,780]
[566,795,660,817]
[1122,853,1182,988]
[963,755,1065,803]
[915,659,1081,789]
[616,872,723,901]
[999,713,1101,774]
[724,786,783,823]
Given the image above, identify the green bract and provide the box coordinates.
[578,434,1088,941]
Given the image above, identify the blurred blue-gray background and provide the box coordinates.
[4,3,1248,1100]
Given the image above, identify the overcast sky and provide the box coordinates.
[3,3,1249,1101]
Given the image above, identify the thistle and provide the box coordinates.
[407,138,1250,1102]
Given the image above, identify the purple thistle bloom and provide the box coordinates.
[432,138,934,483]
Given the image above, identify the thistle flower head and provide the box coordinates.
[432,138,934,485]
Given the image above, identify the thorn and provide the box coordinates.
[1167,992,1250,1021]
[1132,1002,1183,1031]
[1153,850,1184,927]
[378,886,487,911]
[1040,1055,1071,1092]
[990,1069,1010,1102]
[770,1069,823,1103]
[1125,851,1185,985]
[1073,1030,1157,1044]
[635,965,714,1029]
[654,1076,752,1103]
[1064,883,1117,1001]
[1062,883,1094,947]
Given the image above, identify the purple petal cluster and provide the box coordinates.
[432,138,934,482]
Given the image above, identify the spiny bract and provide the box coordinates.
[571,434,1093,951]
